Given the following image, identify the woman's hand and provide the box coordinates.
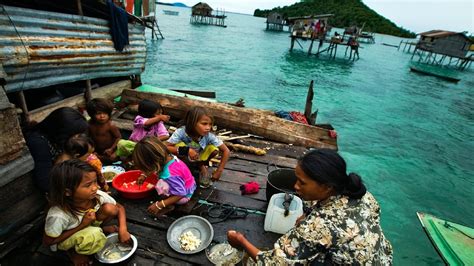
[80,211,96,227]
[227,230,245,248]
[188,149,199,161]
[212,168,223,181]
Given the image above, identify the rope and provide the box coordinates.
[200,203,249,224]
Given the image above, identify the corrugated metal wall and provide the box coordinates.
[0,5,147,92]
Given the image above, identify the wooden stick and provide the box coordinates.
[304,80,315,125]
[225,142,266,156]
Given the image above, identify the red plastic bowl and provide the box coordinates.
[112,170,158,199]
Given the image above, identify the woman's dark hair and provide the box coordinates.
[48,159,97,218]
[138,99,162,118]
[86,98,114,122]
[184,106,213,137]
[298,149,366,199]
[64,134,94,158]
[34,107,88,147]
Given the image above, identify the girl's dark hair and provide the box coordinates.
[138,99,162,118]
[64,134,94,158]
[184,106,213,137]
[86,98,114,122]
[34,107,88,147]
[132,136,170,175]
[298,149,366,199]
[48,159,97,218]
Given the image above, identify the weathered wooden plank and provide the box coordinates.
[239,138,308,159]
[224,158,269,177]
[121,89,337,149]
[126,222,209,265]
[29,80,131,122]
[231,153,297,169]
[0,172,36,212]
[191,205,280,249]
[196,188,267,212]
[220,168,267,188]
[211,181,267,202]
[0,215,45,259]
[0,191,46,240]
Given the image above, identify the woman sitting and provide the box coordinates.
[228,149,393,265]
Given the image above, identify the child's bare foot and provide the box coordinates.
[68,250,92,266]
[102,225,118,234]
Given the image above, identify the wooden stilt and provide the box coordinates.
[290,37,295,51]
[84,80,92,102]
[17,91,30,122]
[308,39,315,55]
[304,80,316,125]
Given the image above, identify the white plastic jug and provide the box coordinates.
[264,193,303,234]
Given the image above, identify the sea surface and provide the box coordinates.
[143,6,474,265]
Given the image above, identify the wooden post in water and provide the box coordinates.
[290,37,295,51]
[304,80,317,125]
[308,39,315,55]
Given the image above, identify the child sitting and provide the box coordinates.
[166,106,230,181]
[133,136,196,217]
[43,160,130,266]
[55,134,109,192]
[115,100,171,160]
[130,99,170,142]
[86,98,121,163]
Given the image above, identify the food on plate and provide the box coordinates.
[179,231,201,251]
[103,172,117,182]
[100,242,132,261]
[207,243,242,265]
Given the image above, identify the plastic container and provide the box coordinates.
[112,170,158,199]
[264,193,303,234]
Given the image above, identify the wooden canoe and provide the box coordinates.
[410,67,461,83]
[417,212,474,265]
[120,89,338,150]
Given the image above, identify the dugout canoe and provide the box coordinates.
[120,88,338,150]
[417,212,474,265]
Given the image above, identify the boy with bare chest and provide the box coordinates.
[86,98,121,162]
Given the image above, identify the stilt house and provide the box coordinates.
[190,2,226,27]
[266,12,286,31]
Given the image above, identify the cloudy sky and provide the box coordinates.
[173,0,473,33]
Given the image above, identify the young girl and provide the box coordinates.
[43,160,130,266]
[130,99,170,142]
[115,100,171,160]
[55,134,109,192]
[166,106,230,181]
[133,136,196,217]
[87,98,121,162]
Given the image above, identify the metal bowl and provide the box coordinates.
[167,215,214,254]
[95,233,138,264]
[206,242,243,265]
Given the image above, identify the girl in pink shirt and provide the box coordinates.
[129,100,170,142]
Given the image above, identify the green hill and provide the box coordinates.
[254,0,416,38]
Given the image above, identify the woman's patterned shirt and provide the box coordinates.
[255,192,393,265]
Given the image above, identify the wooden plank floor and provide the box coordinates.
[1,137,302,265]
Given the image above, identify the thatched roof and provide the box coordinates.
[192,2,213,11]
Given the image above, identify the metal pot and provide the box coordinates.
[266,164,297,202]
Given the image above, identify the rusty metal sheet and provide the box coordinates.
[0,5,147,92]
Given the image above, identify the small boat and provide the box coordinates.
[410,67,461,83]
[417,212,474,265]
[163,10,179,16]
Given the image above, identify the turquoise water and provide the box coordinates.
[144,6,474,265]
